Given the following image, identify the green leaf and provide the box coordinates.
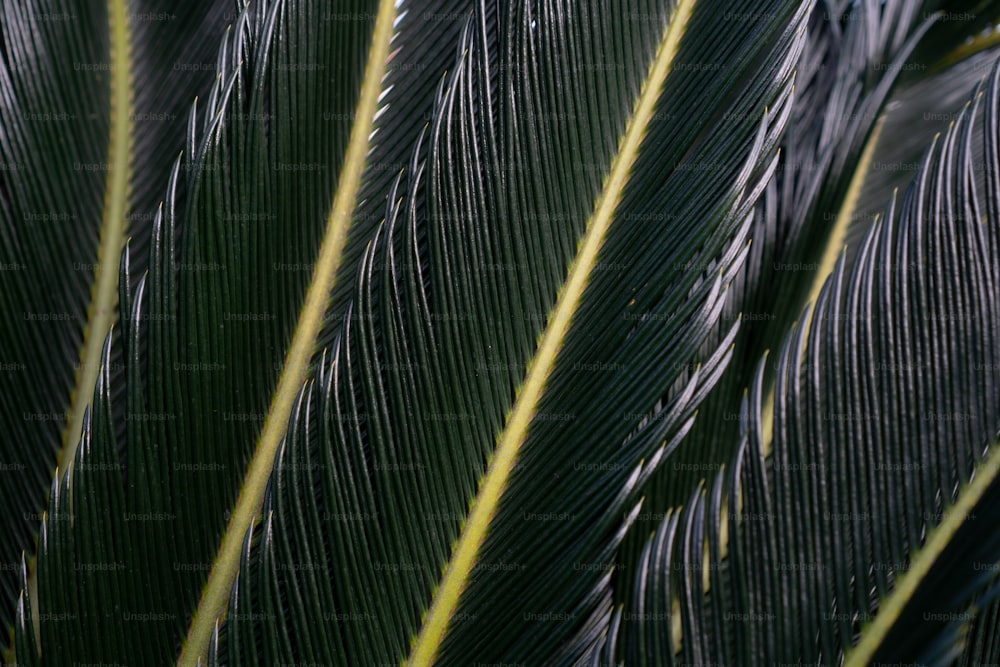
[6,1,999,666]
[9,0,487,663]
[0,0,234,643]
[849,44,1000,258]
[208,0,811,664]
[638,0,943,511]
[611,59,1000,665]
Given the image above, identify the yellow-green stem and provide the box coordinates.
[405,2,699,663]
[176,1,398,663]
[845,440,1000,666]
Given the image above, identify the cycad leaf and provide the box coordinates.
[11,0,495,663]
[210,0,811,664]
[848,45,1000,259]
[324,2,474,339]
[11,0,383,662]
[610,59,1000,666]
[635,0,942,509]
[0,0,234,641]
[957,586,1000,666]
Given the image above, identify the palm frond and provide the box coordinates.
[633,0,943,511]
[0,0,233,641]
[848,45,1000,260]
[7,2,998,666]
[7,1,520,664]
[607,59,1000,666]
[205,0,811,664]
[10,0,408,661]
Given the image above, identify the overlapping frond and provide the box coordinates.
[0,0,232,642]
[9,0,523,663]
[606,60,1000,666]
[4,1,999,665]
[208,0,812,664]
[10,0,404,661]
[848,45,1000,258]
[641,0,942,511]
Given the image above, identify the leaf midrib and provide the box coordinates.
[60,0,133,474]
[405,2,699,664]
[669,118,887,654]
[176,0,399,663]
[844,438,1000,666]
[29,0,134,648]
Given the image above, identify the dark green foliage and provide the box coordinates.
[2,1,1000,665]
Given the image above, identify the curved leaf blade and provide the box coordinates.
[611,58,1000,666]
[178,0,398,659]
[0,0,233,643]
[212,0,811,664]
[12,0,406,663]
